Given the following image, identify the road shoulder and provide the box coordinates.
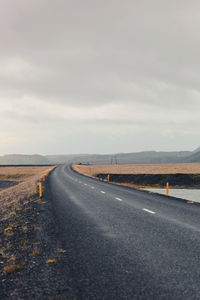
[0,178,77,300]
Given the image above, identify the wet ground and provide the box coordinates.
[143,188,200,203]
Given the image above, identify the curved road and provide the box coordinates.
[49,165,200,299]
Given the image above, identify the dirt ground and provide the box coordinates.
[0,166,53,182]
[0,166,77,299]
[0,166,54,218]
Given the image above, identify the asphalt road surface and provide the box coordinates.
[49,165,200,300]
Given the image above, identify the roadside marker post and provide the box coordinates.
[39,182,43,198]
[107,175,110,183]
[166,182,169,196]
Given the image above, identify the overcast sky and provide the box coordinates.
[0,0,200,155]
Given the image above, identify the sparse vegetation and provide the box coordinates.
[0,165,74,299]
[3,264,25,274]
[31,250,40,257]
[56,249,67,253]
[0,166,52,181]
[73,163,200,188]
[0,165,56,298]
[0,166,54,219]
[46,259,57,264]
[73,163,200,177]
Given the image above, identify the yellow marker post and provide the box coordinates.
[39,182,43,198]
[107,175,110,183]
[166,182,169,196]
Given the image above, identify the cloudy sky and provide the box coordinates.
[0,0,200,155]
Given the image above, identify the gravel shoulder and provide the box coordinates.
[0,172,77,300]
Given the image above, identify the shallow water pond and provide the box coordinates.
[143,188,200,203]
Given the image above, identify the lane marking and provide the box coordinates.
[91,186,95,189]
[101,191,106,194]
[115,197,122,201]
[84,184,88,186]
[143,208,155,214]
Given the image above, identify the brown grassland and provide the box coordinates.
[0,166,53,181]
[73,163,200,177]
[0,166,54,220]
[0,166,55,280]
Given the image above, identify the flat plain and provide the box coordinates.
[73,163,200,177]
[0,166,54,218]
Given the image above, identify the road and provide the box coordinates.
[49,165,200,300]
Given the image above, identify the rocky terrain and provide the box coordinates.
[0,166,76,299]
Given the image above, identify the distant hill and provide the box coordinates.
[0,149,200,165]
[46,154,92,164]
[193,146,200,153]
[184,150,200,163]
[0,154,50,165]
[46,151,193,165]
[114,151,192,164]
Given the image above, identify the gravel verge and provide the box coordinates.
[0,177,77,300]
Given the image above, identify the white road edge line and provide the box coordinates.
[101,191,106,194]
[142,208,156,214]
[115,197,122,201]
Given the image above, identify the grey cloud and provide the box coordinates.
[0,0,200,153]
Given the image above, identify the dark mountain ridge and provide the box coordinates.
[0,149,199,165]
[0,154,49,165]
[184,151,200,163]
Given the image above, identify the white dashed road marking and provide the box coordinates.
[101,191,106,194]
[115,197,122,201]
[142,208,155,214]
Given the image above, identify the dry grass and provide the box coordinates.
[0,165,55,282]
[56,249,67,253]
[0,166,53,181]
[46,259,57,264]
[73,163,200,177]
[31,250,40,257]
[0,166,55,220]
[4,263,25,274]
